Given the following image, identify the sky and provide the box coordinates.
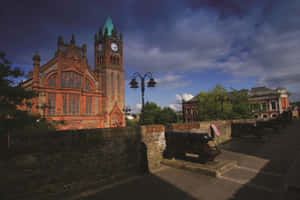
[1,0,300,113]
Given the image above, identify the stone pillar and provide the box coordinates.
[140,125,166,172]
[32,52,40,114]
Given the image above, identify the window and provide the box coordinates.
[117,74,120,94]
[47,93,56,115]
[86,79,92,90]
[263,114,268,118]
[61,72,82,88]
[262,103,267,112]
[48,74,56,87]
[68,94,80,115]
[271,101,276,111]
[62,94,67,115]
[111,72,114,93]
[86,96,92,115]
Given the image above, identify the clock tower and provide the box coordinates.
[94,16,125,127]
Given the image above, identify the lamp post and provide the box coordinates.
[123,106,132,116]
[129,72,156,123]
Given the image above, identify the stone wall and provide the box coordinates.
[231,119,258,137]
[168,120,232,145]
[0,127,142,200]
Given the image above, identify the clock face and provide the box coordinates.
[111,43,118,52]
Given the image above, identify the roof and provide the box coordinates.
[248,86,279,97]
[102,16,114,36]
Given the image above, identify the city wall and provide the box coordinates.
[1,121,236,199]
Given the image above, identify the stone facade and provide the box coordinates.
[248,87,289,119]
[20,16,125,129]
[182,87,290,122]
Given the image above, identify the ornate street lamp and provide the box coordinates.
[129,72,156,123]
[123,106,132,115]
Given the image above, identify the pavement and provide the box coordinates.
[72,120,300,200]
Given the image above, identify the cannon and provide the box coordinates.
[164,129,221,163]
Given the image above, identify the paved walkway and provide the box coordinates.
[75,120,300,200]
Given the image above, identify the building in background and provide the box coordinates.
[20,16,125,129]
[182,86,290,122]
[248,87,289,119]
[182,96,199,123]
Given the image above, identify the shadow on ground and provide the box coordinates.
[220,120,300,200]
[79,173,198,200]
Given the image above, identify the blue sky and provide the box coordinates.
[1,0,300,112]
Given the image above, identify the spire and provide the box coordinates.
[32,52,40,62]
[70,34,75,45]
[102,16,114,36]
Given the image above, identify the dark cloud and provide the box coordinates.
[1,0,300,101]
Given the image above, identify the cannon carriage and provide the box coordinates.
[164,129,221,163]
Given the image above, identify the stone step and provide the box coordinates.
[161,158,237,177]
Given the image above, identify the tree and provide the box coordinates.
[139,102,178,125]
[140,102,161,125]
[0,53,51,148]
[157,107,177,125]
[195,84,252,121]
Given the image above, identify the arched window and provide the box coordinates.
[47,74,56,87]
[61,71,82,88]
[85,79,93,90]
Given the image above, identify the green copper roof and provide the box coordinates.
[102,16,114,36]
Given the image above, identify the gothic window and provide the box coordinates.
[61,72,82,88]
[86,79,92,90]
[47,93,56,115]
[48,74,56,87]
[68,94,80,115]
[62,94,67,115]
[86,96,92,115]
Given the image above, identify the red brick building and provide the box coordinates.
[21,17,125,129]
